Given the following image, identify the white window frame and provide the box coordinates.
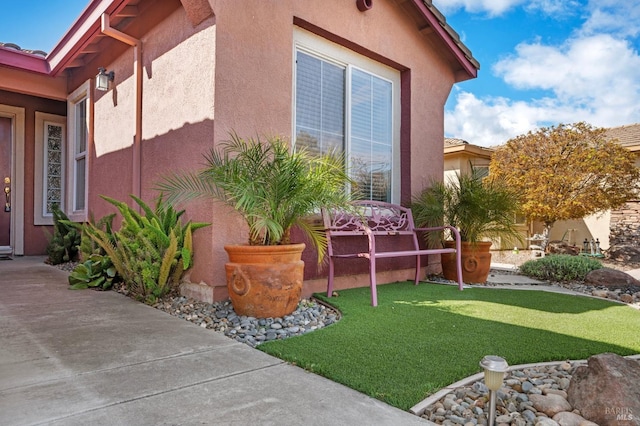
[34,112,66,225]
[293,28,401,203]
[66,81,91,222]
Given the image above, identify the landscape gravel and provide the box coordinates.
[151,296,340,348]
[419,360,589,426]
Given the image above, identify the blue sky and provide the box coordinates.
[436,0,640,145]
[2,0,639,146]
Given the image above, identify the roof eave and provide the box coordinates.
[0,46,50,74]
[409,0,479,82]
[444,144,494,158]
[47,0,133,77]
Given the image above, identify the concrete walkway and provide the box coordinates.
[0,256,428,426]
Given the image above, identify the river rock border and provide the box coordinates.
[412,355,640,425]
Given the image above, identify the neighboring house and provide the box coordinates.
[443,126,640,254]
[444,137,493,180]
[443,138,528,249]
[0,0,479,300]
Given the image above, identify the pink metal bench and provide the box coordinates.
[322,200,464,306]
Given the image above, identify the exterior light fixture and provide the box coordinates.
[480,355,509,426]
[96,67,115,91]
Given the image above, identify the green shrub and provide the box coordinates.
[84,195,209,304]
[45,205,81,264]
[519,254,603,282]
[68,254,118,290]
[77,213,116,261]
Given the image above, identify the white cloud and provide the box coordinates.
[433,0,579,16]
[444,91,590,146]
[582,1,640,38]
[433,0,524,16]
[443,1,640,146]
[494,34,640,105]
[525,0,582,16]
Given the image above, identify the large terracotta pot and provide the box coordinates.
[224,243,305,318]
[442,241,492,284]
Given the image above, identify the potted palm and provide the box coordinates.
[411,166,522,283]
[157,133,352,318]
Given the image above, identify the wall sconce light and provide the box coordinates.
[480,355,508,425]
[96,67,115,91]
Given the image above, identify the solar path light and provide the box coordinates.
[480,355,509,426]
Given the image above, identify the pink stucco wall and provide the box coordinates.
[0,0,465,299]
[84,0,461,298]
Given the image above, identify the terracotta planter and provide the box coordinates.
[442,241,492,284]
[224,243,305,318]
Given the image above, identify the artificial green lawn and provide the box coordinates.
[258,282,640,411]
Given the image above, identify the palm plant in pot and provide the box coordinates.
[411,166,522,283]
[157,133,353,318]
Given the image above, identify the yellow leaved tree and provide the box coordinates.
[489,122,640,236]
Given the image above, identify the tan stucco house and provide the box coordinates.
[0,0,479,301]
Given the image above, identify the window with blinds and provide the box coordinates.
[294,40,397,202]
[66,81,90,222]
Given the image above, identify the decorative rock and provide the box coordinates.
[522,410,537,423]
[584,268,640,289]
[567,353,640,426]
[552,411,597,426]
[521,381,535,392]
[591,289,609,298]
[535,417,559,426]
[529,394,572,417]
[496,414,511,423]
[608,244,640,263]
[620,293,634,303]
[557,378,570,390]
[543,388,567,399]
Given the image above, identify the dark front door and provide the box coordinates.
[0,116,12,248]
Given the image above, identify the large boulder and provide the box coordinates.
[567,353,640,426]
[608,244,640,263]
[584,268,640,290]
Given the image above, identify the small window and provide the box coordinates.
[34,113,65,225]
[474,166,490,179]
[66,82,91,222]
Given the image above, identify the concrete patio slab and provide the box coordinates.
[0,256,429,426]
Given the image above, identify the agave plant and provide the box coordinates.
[157,133,353,260]
[412,166,522,248]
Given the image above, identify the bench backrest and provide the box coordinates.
[322,200,418,236]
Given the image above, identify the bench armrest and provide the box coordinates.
[414,225,462,246]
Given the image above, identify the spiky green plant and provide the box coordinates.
[412,166,523,247]
[45,205,81,264]
[83,195,209,304]
[156,133,354,261]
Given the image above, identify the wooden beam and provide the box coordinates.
[116,5,138,17]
